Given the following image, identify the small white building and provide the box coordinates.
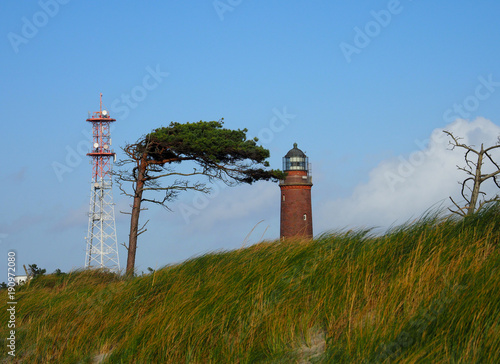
[14,275,28,285]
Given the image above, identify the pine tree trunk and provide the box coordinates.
[126,153,147,276]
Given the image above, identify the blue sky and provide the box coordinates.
[2,1,500,277]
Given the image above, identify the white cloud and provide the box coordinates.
[315,117,500,233]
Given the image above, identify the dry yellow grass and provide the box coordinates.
[1,205,500,362]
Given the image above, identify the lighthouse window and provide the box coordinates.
[303,213,307,221]
[282,194,285,201]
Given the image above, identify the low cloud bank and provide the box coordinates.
[316,117,500,232]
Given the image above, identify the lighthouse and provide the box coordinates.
[280,143,313,239]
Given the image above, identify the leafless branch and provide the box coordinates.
[444,130,478,153]
[115,177,135,198]
[457,165,473,175]
[493,175,500,189]
[483,143,500,153]
[137,220,150,237]
[141,184,210,193]
[476,196,500,212]
[145,170,208,181]
[464,150,477,170]
[481,169,500,182]
[484,150,500,171]
[460,177,474,202]
[448,196,467,217]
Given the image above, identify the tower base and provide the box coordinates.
[85,178,120,272]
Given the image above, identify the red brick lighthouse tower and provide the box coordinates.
[280,143,313,239]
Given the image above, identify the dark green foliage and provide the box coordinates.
[28,263,46,278]
[141,120,285,183]
[149,121,266,162]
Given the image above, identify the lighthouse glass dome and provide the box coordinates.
[283,143,308,171]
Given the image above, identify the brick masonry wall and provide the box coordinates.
[280,185,313,239]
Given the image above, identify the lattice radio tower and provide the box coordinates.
[84,93,120,272]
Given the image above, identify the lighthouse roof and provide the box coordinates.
[285,143,306,158]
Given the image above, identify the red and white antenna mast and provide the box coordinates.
[85,93,120,272]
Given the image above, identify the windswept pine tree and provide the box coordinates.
[115,119,284,276]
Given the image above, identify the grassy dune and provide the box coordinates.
[1,205,500,363]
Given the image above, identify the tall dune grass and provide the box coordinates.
[1,204,499,363]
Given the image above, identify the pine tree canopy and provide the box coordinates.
[136,120,284,183]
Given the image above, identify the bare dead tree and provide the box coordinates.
[444,130,500,216]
